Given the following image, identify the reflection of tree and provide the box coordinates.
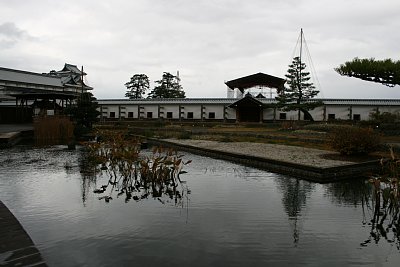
[82,131,191,207]
[323,176,400,250]
[78,150,99,206]
[276,177,315,245]
[323,179,372,207]
[360,178,400,250]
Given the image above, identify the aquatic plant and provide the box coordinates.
[361,148,400,249]
[84,130,191,205]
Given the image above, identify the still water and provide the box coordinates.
[0,146,398,266]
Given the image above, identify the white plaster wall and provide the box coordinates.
[263,109,275,120]
[140,105,159,118]
[98,102,400,122]
[379,106,400,114]
[325,106,350,120]
[351,106,375,121]
[160,105,180,119]
[203,105,224,119]
[225,107,236,120]
[276,110,300,120]
[309,106,325,121]
[106,105,120,118]
[123,105,139,119]
[181,105,202,119]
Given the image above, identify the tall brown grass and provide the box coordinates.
[34,115,74,146]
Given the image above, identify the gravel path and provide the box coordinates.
[165,139,353,168]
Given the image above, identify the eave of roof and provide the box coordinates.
[97,98,400,106]
[225,72,285,91]
[0,67,63,87]
[227,95,264,108]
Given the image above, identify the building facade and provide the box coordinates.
[0,64,92,122]
[97,97,400,122]
[97,72,400,123]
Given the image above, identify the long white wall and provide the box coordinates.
[98,99,400,122]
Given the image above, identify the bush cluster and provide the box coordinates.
[279,121,300,131]
[329,126,381,155]
[369,111,399,124]
[302,123,351,133]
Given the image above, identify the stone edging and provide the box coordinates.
[148,138,380,183]
[0,200,47,266]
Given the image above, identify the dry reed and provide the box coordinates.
[34,115,74,146]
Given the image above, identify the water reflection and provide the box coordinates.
[77,151,99,206]
[323,179,399,251]
[276,177,315,245]
[360,180,400,250]
[1,146,400,266]
[323,179,372,207]
[77,144,190,207]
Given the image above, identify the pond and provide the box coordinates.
[0,145,398,266]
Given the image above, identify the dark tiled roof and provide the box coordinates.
[0,67,63,87]
[225,72,285,92]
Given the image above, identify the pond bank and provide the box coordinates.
[148,138,380,183]
[0,200,47,266]
[0,124,33,148]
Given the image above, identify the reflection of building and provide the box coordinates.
[0,64,92,123]
[98,72,400,122]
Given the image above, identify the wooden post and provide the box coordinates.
[349,105,353,120]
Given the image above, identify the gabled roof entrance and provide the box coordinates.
[225,72,285,94]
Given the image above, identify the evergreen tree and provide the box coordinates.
[276,56,321,120]
[335,58,400,87]
[125,74,150,99]
[65,92,100,136]
[148,72,185,98]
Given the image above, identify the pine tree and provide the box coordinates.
[125,74,150,99]
[65,92,100,136]
[335,58,400,87]
[276,56,321,120]
[148,72,185,98]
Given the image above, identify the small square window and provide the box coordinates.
[187,112,193,119]
[167,112,173,119]
[128,112,133,118]
[109,112,115,118]
[328,114,335,120]
[279,113,287,120]
[147,112,153,118]
[208,112,215,119]
[353,114,361,121]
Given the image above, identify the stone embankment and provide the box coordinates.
[149,139,380,183]
[0,201,47,266]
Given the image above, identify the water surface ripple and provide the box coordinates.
[0,146,398,266]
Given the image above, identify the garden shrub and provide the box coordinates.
[329,126,381,155]
[177,130,192,139]
[280,120,299,131]
[303,123,351,133]
[369,110,399,124]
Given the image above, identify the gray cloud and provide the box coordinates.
[0,22,27,48]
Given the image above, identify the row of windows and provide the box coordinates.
[278,113,361,120]
[108,111,362,121]
[108,111,217,119]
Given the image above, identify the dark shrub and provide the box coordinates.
[177,130,192,139]
[303,123,350,133]
[329,126,381,155]
[369,110,399,124]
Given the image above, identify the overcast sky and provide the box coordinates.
[1,0,400,99]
